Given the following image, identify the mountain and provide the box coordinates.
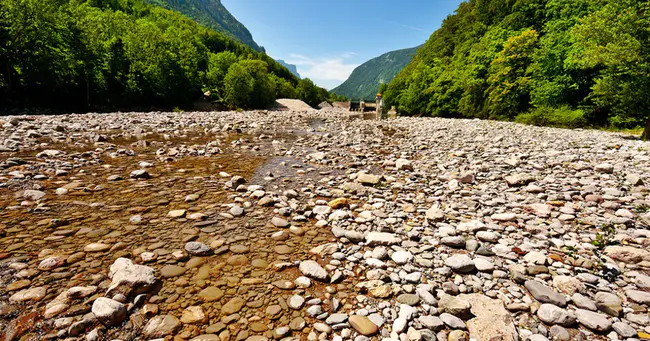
[330,46,420,101]
[385,0,649,134]
[144,0,264,52]
[276,60,301,79]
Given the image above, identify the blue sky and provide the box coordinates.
[222,0,465,89]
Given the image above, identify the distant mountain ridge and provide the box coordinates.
[144,0,264,52]
[276,60,301,79]
[331,46,421,100]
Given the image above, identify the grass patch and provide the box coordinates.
[515,106,588,129]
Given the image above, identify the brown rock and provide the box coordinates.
[348,315,378,336]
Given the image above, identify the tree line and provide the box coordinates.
[385,0,650,139]
[0,0,330,111]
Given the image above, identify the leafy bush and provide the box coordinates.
[515,106,588,128]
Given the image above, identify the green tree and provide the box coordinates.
[296,78,322,107]
[223,59,274,109]
[486,29,539,119]
[568,0,650,135]
[205,50,238,98]
[269,73,296,99]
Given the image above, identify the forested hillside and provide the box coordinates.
[331,46,419,101]
[385,0,650,136]
[144,0,264,52]
[0,0,328,110]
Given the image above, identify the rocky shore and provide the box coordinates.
[0,111,649,341]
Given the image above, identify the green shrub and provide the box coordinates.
[515,106,588,129]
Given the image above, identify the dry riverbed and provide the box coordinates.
[0,111,649,341]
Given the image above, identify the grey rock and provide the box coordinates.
[525,280,567,307]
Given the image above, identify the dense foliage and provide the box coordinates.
[144,0,264,52]
[385,0,650,136]
[0,0,328,110]
[331,46,420,101]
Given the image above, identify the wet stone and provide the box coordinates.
[160,265,186,278]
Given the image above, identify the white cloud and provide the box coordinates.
[286,53,359,88]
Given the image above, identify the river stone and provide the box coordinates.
[445,254,475,273]
[107,258,156,296]
[604,245,650,264]
[271,217,289,227]
[575,309,612,332]
[357,173,380,185]
[594,292,622,317]
[143,315,181,338]
[439,313,466,329]
[222,297,246,315]
[83,243,111,252]
[160,265,186,278]
[396,294,420,306]
[365,232,400,246]
[184,242,211,256]
[167,209,186,218]
[537,304,576,327]
[390,250,413,265]
[612,322,637,338]
[288,295,305,309]
[22,190,46,201]
[553,275,585,295]
[181,306,208,324]
[461,294,517,341]
[9,286,48,304]
[299,260,328,281]
[197,287,224,302]
[92,297,126,326]
[349,315,378,336]
[438,295,471,317]
[525,280,567,306]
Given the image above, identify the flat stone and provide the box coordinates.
[439,313,466,329]
[575,309,611,332]
[222,297,246,315]
[604,245,650,264]
[525,280,567,306]
[461,294,517,341]
[181,306,208,324]
[365,232,400,246]
[184,242,211,256]
[198,287,224,302]
[167,209,186,218]
[594,292,622,317]
[83,243,111,252]
[445,254,475,273]
[143,315,181,338]
[396,294,419,306]
[9,286,47,304]
[536,304,575,327]
[271,217,289,228]
[160,265,186,278]
[348,315,378,336]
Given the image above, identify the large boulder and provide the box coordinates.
[461,294,518,341]
[107,258,157,296]
[604,246,650,264]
